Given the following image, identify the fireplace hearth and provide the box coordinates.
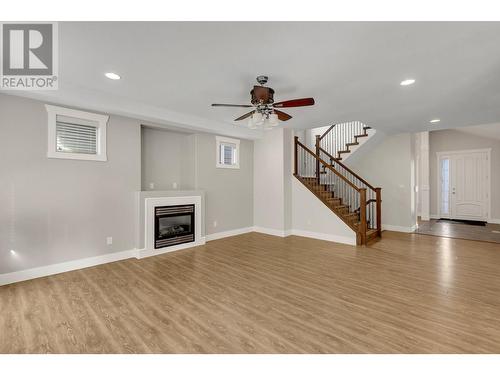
[155,204,195,249]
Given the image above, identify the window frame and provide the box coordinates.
[215,136,240,169]
[45,104,109,161]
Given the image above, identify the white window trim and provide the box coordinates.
[45,104,109,161]
[216,136,240,169]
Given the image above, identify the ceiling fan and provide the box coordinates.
[211,76,315,129]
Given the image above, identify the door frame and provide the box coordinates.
[436,148,491,222]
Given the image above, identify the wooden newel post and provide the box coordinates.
[294,136,298,176]
[359,188,367,245]
[375,187,382,236]
[315,135,321,184]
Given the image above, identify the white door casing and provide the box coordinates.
[437,149,490,221]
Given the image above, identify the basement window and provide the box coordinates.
[216,136,240,169]
[45,105,109,161]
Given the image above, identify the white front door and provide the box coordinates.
[438,150,490,221]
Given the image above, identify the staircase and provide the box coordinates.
[293,122,382,245]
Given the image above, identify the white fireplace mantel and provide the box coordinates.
[136,191,205,259]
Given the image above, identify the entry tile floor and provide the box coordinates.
[416,219,500,244]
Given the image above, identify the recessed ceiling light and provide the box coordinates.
[430,119,441,123]
[105,72,121,80]
[400,79,415,86]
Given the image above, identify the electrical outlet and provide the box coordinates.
[106,237,113,245]
[173,182,178,189]
[149,182,155,190]
[213,220,217,228]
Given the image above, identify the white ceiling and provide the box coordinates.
[453,122,500,141]
[10,22,500,139]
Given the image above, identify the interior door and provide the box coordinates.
[446,150,489,221]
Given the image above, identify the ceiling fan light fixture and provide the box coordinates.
[269,113,279,126]
[247,117,257,129]
[211,76,313,129]
[252,112,264,125]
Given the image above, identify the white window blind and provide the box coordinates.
[215,136,240,169]
[56,115,98,155]
[220,143,236,166]
[46,105,109,161]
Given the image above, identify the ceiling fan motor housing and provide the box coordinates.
[256,75,268,85]
[251,86,275,105]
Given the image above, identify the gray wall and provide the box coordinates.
[254,129,286,231]
[0,94,255,274]
[194,133,254,235]
[141,127,194,191]
[0,94,141,274]
[347,132,417,229]
[141,129,254,234]
[429,129,500,219]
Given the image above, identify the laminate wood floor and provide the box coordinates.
[1,231,500,353]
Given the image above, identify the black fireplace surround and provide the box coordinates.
[154,204,195,249]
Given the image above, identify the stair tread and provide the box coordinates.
[355,133,368,138]
[344,212,358,218]
[295,135,379,246]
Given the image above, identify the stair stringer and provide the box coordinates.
[340,128,377,161]
[291,177,357,245]
[342,130,387,166]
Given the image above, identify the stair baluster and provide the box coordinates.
[295,122,382,245]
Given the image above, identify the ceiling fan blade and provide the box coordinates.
[273,98,315,108]
[274,110,292,121]
[234,110,255,121]
[212,103,253,108]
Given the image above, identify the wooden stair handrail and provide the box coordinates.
[318,147,377,192]
[296,139,361,192]
[294,132,382,245]
[318,124,335,140]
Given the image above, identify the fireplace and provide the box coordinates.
[154,204,195,249]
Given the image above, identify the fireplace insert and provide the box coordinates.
[154,204,195,249]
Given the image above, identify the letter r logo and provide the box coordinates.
[2,23,53,75]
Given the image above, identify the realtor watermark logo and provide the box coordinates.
[0,22,58,90]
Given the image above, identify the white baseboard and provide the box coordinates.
[382,224,417,233]
[252,226,289,237]
[430,214,440,219]
[252,226,356,245]
[0,237,211,286]
[288,229,356,246]
[0,249,138,287]
[3,221,416,286]
[205,227,254,241]
[137,238,206,259]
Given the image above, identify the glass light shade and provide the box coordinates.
[269,113,279,126]
[247,117,257,129]
[252,112,264,125]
